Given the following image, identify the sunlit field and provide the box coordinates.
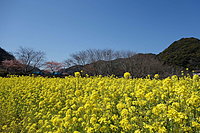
[0,73,200,132]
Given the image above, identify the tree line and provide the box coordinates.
[0,47,182,78]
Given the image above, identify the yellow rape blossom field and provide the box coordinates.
[0,74,200,133]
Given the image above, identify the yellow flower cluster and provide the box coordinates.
[74,72,81,77]
[0,74,200,132]
[124,72,131,79]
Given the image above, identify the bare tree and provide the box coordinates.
[64,49,136,76]
[63,59,75,68]
[15,47,45,74]
[44,61,63,73]
[66,49,130,66]
[70,51,88,65]
[114,50,136,58]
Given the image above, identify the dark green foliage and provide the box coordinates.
[0,47,15,63]
[157,37,200,70]
[0,47,15,76]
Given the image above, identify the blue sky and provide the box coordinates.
[0,0,200,62]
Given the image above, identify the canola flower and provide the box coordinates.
[74,72,81,77]
[0,74,200,132]
[124,72,131,79]
[154,74,160,79]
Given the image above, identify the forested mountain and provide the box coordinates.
[157,37,200,70]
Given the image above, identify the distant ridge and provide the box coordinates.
[157,37,200,70]
[61,53,181,78]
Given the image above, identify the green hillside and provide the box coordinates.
[157,37,200,70]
